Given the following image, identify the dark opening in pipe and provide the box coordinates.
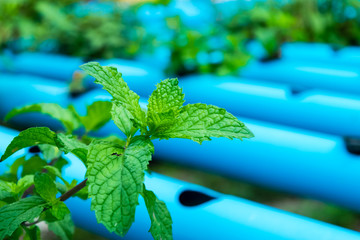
[179,190,216,207]
[344,137,360,155]
[29,146,41,153]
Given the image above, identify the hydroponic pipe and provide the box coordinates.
[5,72,360,138]
[279,43,360,68]
[241,59,360,96]
[0,53,163,97]
[280,42,335,62]
[180,74,360,138]
[246,41,335,62]
[0,73,70,130]
[0,126,359,240]
[337,47,360,67]
[2,52,83,81]
[72,90,360,212]
[3,76,360,211]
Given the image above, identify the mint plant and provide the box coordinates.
[0,62,253,239]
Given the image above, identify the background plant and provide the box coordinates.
[2,0,360,75]
[0,62,253,239]
[0,0,150,60]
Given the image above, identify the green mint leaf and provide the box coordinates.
[9,156,26,178]
[80,62,146,132]
[47,214,74,240]
[111,101,133,137]
[16,175,34,196]
[55,133,88,165]
[43,166,68,186]
[55,182,68,195]
[34,173,57,203]
[38,144,62,161]
[0,196,46,239]
[1,127,56,162]
[98,135,127,147]
[21,156,47,177]
[141,185,173,240]
[23,225,41,240]
[147,78,184,133]
[0,201,7,208]
[9,227,23,240]
[74,186,88,200]
[1,129,86,165]
[53,157,69,174]
[50,201,70,220]
[80,101,112,132]
[86,137,153,236]
[153,103,254,144]
[5,103,81,133]
[0,180,16,201]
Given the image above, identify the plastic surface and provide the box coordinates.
[246,42,335,62]
[241,59,360,95]
[72,91,360,211]
[0,126,359,240]
[180,74,360,137]
[281,42,335,62]
[0,73,69,130]
[3,75,360,210]
[6,52,83,81]
[337,46,360,67]
[0,53,163,98]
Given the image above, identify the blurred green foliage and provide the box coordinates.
[2,0,360,75]
[225,0,360,59]
[0,0,150,60]
[164,16,251,76]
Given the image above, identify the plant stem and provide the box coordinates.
[21,185,35,199]
[22,179,88,228]
[59,178,87,202]
[23,219,40,227]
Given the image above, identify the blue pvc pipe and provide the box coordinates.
[280,43,360,69]
[179,74,360,137]
[241,59,360,95]
[0,74,69,130]
[0,53,164,98]
[71,91,360,212]
[246,42,335,62]
[152,119,360,211]
[0,126,359,240]
[5,52,83,81]
[3,75,360,211]
[281,42,336,62]
[337,46,360,67]
[167,0,215,31]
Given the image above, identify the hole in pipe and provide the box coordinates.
[179,190,216,207]
[344,137,360,155]
[29,146,41,153]
[290,86,310,96]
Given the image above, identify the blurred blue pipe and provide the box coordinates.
[281,42,336,61]
[73,90,360,212]
[180,74,360,137]
[0,73,70,130]
[0,53,163,98]
[2,74,360,210]
[0,126,360,240]
[3,52,83,81]
[241,59,360,95]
